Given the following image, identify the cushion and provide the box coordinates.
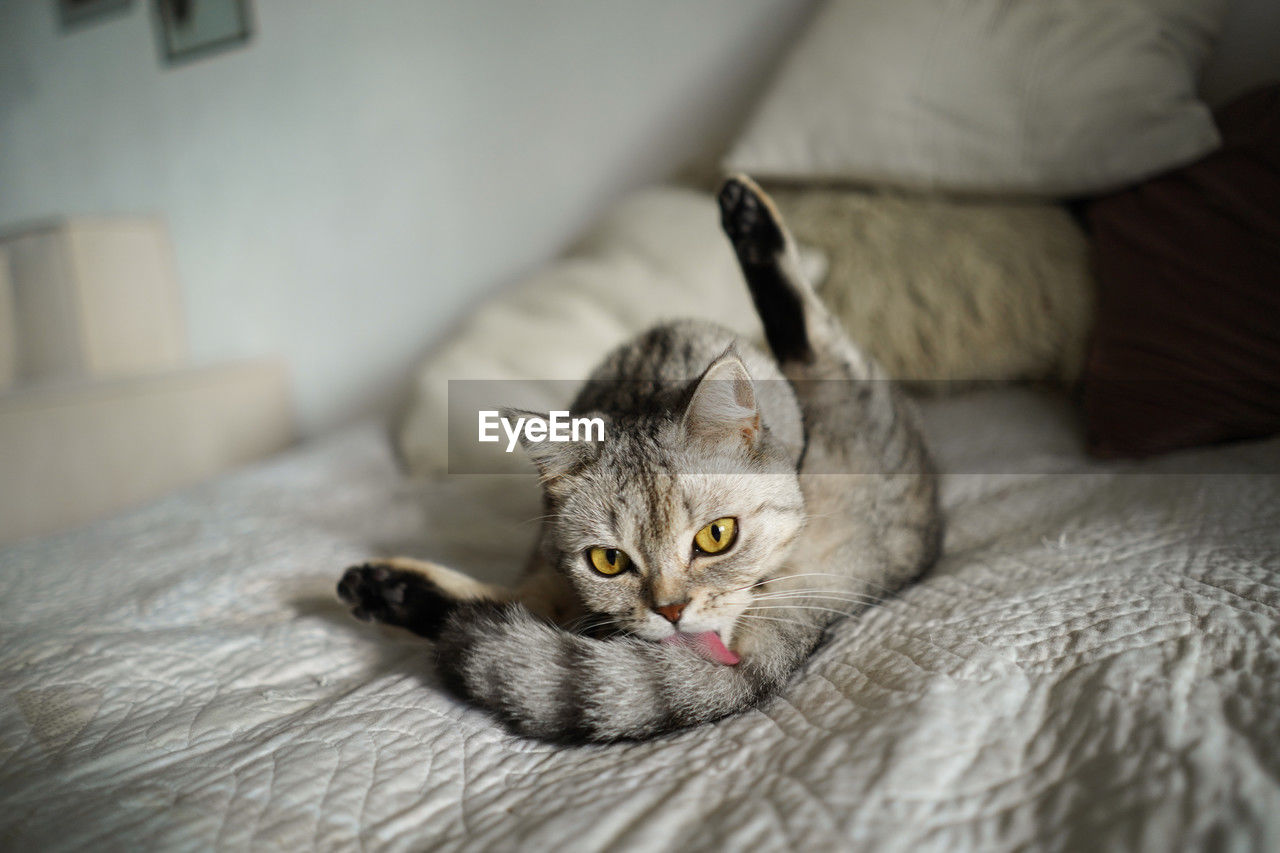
[399,182,1100,477]
[768,186,1095,384]
[725,0,1229,196]
[1082,84,1280,458]
[397,187,762,477]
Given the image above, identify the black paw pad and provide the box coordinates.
[337,563,454,639]
[717,175,784,263]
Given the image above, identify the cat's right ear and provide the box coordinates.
[501,407,602,487]
[682,350,761,450]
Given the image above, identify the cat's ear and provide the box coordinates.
[682,350,761,449]
[500,407,601,485]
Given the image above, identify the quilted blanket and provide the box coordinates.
[1,388,1278,851]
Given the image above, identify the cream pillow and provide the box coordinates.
[768,186,1095,384]
[398,187,760,477]
[726,0,1229,195]
[399,184,1093,477]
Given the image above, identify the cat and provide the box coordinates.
[338,175,943,742]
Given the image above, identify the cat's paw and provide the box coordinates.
[337,563,455,639]
[717,174,785,264]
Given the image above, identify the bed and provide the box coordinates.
[5,0,1280,845]
[2,379,1277,849]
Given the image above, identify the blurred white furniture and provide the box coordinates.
[2,217,185,382]
[0,360,291,543]
[0,217,293,544]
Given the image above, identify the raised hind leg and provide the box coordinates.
[716,174,884,386]
[717,174,943,584]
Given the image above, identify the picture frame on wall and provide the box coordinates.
[156,0,252,64]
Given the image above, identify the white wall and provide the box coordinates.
[0,0,817,433]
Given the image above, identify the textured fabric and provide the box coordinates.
[768,186,1095,383]
[724,0,1228,195]
[2,389,1278,850]
[1083,85,1280,457]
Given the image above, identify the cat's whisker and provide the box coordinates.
[573,616,618,632]
[747,604,862,618]
[735,571,898,595]
[752,591,885,604]
[563,612,621,635]
[752,578,885,591]
[751,589,928,614]
[750,585,886,598]
[785,571,905,596]
[516,511,574,527]
[773,569,909,596]
[734,613,810,626]
[573,623,619,637]
[750,593,884,606]
[733,571,864,592]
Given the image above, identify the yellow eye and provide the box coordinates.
[693,517,737,555]
[588,547,631,576]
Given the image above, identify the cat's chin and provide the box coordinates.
[660,630,741,666]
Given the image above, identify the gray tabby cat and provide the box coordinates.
[338,176,942,742]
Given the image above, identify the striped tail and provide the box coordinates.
[339,564,825,742]
[435,601,822,742]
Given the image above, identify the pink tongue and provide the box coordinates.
[661,631,740,666]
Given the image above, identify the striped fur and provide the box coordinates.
[340,176,942,742]
[433,601,817,742]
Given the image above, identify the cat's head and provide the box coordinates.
[509,351,805,652]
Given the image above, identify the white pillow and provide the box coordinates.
[397,187,762,477]
[725,0,1230,196]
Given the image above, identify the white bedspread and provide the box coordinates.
[2,389,1278,851]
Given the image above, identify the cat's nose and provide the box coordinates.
[655,601,688,624]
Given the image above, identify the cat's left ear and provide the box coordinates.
[682,350,761,450]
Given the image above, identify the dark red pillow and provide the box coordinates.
[1082,84,1280,458]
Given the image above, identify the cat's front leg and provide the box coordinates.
[337,559,479,639]
[337,557,577,638]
